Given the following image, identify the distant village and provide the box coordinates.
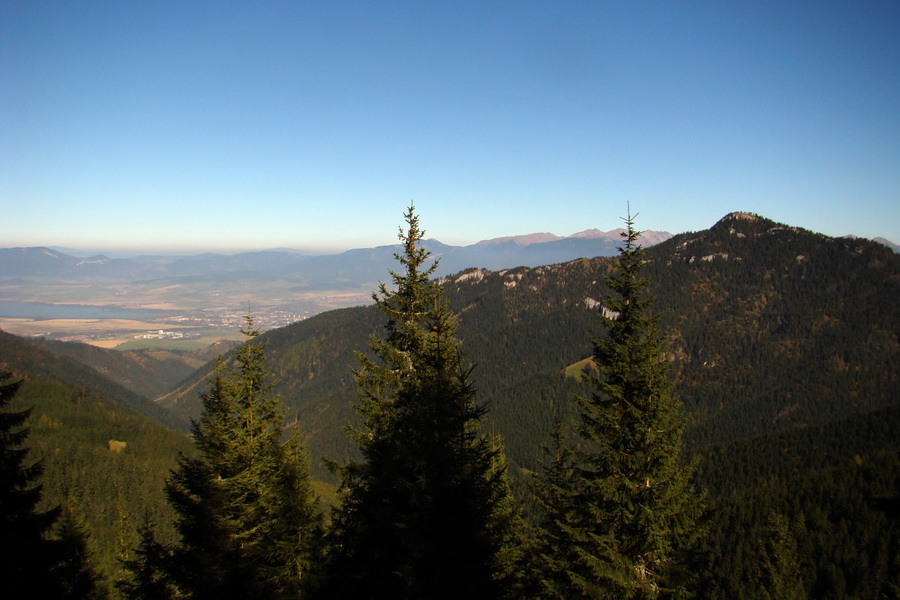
[134,329,189,340]
[166,305,315,330]
[36,306,319,344]
[124,305,317,342]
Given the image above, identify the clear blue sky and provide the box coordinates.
[3,1,898,253]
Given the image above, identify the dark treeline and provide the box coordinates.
[693,403,900,598]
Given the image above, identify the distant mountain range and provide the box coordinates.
[6,228,896,291]
[0,228,675,286]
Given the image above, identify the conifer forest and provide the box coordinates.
[1,207,898,599]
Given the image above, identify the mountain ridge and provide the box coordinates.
[0,329,185,431]
[2,226,673,281]
[153,212,899,482]
[9,219,896,284]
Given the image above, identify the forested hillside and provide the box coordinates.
[650,213,899,446]
[161,212,899,478]
[0,332,195,594]
[31,338,203,401]
[153,211,900,596]
[695,403,900,598]
[0,330,185,431]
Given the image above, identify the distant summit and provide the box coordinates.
[873,237,898,252]
[842,234,898,253]
[475,233,562,246]
[568,228,624,239]
[77,255,112,266]
[712,211,764,228]
[0,227,674,288]
[0,247,145,278]
[475,227,673,248]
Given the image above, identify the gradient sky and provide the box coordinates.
[3,1,899,254]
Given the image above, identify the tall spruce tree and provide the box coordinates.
[532,419,580,595]
[0,372,70,597]
[117,519,177,600]
[54,505,107,600]
[123,319,321,599]
[536,214,702,599]
[324,205,519,600]
[756,511,805,600]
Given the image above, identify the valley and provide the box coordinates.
[0,228,669,347]
[0,291,372,347]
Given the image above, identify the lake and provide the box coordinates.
[0,301,173,320]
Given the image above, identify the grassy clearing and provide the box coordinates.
[114,331,245,352]
[88,338,134,349]
[564,357,595,382]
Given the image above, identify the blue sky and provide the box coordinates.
[3,1,899,253]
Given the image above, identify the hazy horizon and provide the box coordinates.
[10,216,897,259]
[30,222,664,257]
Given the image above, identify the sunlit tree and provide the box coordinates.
[324,205,520,599]
[537,214,703,599]
[122,321,322,599]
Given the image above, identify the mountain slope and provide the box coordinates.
[0,330,185,430]
[161,213,899,481]
[0,335,194,586]
[31,339,202,400]
[873,236,899,252]
[653,212,899,445]
[694,402,900,598]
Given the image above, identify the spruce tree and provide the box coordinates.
[0,372,67,598]
[124,319,321,599]
[324,205,519,600]
[53,506,107,600]
[756,511,805,600]
[117,519,177,600]
[532,420,581,597]
[537,214,702,599]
